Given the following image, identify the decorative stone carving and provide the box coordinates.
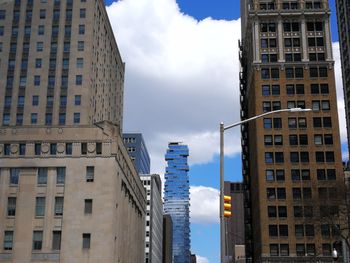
[88,143,96,153]
[11,144,18,154]
[57,143,65,154]
[41,143,50,154]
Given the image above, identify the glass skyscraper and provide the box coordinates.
[164,142,190,263]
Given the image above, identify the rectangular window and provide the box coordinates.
[45,113,52,125]
[35,197,45,216]
[4,231,13,251]
[268,206,277,217]
[59,113,66,125]
[278,206,287,218]
[270,244,279,256]
[84,199,93,214]
[295,224,304,237]
[78,41,85,51]
[35,59,42,68]
[32,113,38,124]
[33,231,43,250]
[55,197,64,216]
[74,113,80,124]
[266,170,274,181]
[79,24,85,34]
[56,167,65,184]
[86,166,94,182]
[279,225,288,236]
[96,143,102,155]
[66,143,73,155]
[10,168,19,185]
[269,225,278,237]
[81,143,87,155]
[267,188,276,200]
[74,95,81,105]
[80,8,86,18]
[19,144,26,155]
[82,233,91,249]
[4,144,10,156]
[37,168,48,185]
[34,143,41,155]
[50,143,57,155]
[76,75,82,85]
[52,231,61,250]
[7,197,16,216]
[77,58,84,68]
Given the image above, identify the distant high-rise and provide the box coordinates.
[240,0,343,261]
[0,0,145,262]
[123,133,151,174]
[224,182,245,262]
[141,174,163,263]
[336,0,350,156]
[164,142,190,263]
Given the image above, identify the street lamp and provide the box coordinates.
[219,107,312,263]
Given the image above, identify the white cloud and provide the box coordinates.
[106,0,348,175]
[333,42,348,146]
[106,0,241,174]
[196,255,210,263]
[190,186,219,224]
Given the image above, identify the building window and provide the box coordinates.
[268,206,277,217]
[56,167,65,184]
[19,144,26,155]
[30,112,36,125]
[59,113,66,125]
[38,25,44,35]
[35,59,42,68]
[278,206,287,218]
[81,143,87,155]
[0,26,4,36]
[305,225,315,237]
[322,244,331,256]
[266,170,274,181]
[84,199,93,214]
[79,24,85,34]
[34,143,41,155]
[15,113,23,126]
[32,231,43,250]
[78,41,85,51]
[96,142,102,154]
[76,58,84,68]
[55,197,64,216]
[37,168,48,185]
[39,9,46,19]
[4,231,13,251]
[75,95,81,105]
[270,244,279,256]
[4,144,10,156]
[2,114,10,126]
[10,168,20,185]
[76,75,83,85]
[80,8,86,18]
[267,188,276,199]
[277,188,286,200]
[66,143,73,155]
[52,231,61,250]
[268,225,278,237]
[82,233,91,249]
[0,10,5,20]
[7,197,16,216]
[74,113,80,124]
[45,113,52,125]
[279,225,288,236]
[50,143,57,155]
[46,96,53,108]
[86,166,94,182]
[35,197,46,217]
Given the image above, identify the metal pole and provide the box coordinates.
[220,122,225,263]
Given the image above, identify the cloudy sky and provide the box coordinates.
[105,0,346,262]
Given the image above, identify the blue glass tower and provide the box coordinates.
[164,142,190,263]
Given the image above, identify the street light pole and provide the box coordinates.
[219,107,312,263]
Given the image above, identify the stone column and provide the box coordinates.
[301,18,308,61]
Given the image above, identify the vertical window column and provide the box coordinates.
[301,19,308,61]
[277,18,284,62]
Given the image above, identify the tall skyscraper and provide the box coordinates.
[123,133,151,174]
[164,142,190,263]
[0,0,145,262]
[224,182,245,262]
[336,0,350,157]
[140,174,163,263]
[240,0,343,261]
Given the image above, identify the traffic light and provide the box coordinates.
[223,195,232,217]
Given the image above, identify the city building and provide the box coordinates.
[164,142,190,263]
[190,254,197,263]
[162,214,173,263]
[0,0,145,262]
[240,0,344,261]
[224,182,245,262]
[141,174,163,263]
[123,133,151,174]
[336,0,350,157]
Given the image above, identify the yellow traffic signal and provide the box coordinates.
[223,195,232,217]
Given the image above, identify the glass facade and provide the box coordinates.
[164,142,190,263]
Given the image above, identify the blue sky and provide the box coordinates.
[104,0,345,262]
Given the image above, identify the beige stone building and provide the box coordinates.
[0,0,145,262]
[240,0,344,261]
